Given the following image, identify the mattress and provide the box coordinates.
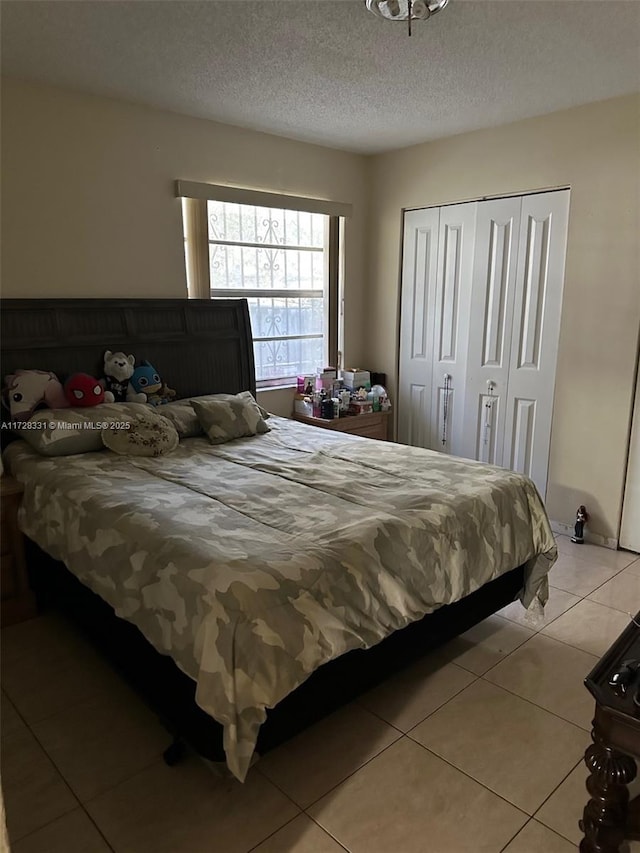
[4,416,557,780]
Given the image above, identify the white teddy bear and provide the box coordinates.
[102,351,147,403]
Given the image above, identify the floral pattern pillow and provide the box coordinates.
[101,411,179,457]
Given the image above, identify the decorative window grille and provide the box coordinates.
[178,183,346,389]
[207,202,327,385]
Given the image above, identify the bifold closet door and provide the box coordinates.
[398,204,476,454]
[502,190,570,496]
[461,197,522,465]
[398,208,440,448]
[430,204,477,456]
[398,190,569,497]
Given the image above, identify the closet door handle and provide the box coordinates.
[441,374,452,446]
[484,381,497,446]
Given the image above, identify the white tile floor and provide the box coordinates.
[1,538,639,853]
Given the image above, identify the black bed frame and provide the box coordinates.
[1,298,525,765]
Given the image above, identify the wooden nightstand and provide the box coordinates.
[1,476,37,626]
[293,411,391,441]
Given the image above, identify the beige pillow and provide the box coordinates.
[17,402,152,456]
[192,396,270,445]
[159,392,269,440]
[101,411,179,457]
[201,391,269,420]
[157,399,204,439]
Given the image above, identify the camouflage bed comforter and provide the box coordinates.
[4,417,556,781]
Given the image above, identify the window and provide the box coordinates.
[208,201,328,384]
[179,183,349,388]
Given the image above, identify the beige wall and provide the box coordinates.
[1,78,369,398]
[367,94,640,542]
[3,81,639,536]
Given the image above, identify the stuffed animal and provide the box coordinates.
[129,361,176,406]
[64,374,106,407]
[3,369,69,421]
[102,351,146,403]
[150,380,177,407]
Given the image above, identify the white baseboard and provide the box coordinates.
[550,520,618,550]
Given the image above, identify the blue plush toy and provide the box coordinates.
[129,361,176,406]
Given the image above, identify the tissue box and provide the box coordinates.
[342,369,371,390]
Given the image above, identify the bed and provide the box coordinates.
[1,298,556,781]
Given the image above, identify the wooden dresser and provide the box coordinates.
[580,613,640,852]
[1,476,37,626]
[292,411,391,441]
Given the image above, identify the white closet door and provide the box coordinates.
[503,190,570,496]
[461,197,521,464]
[620,365,640,552]
[398,208,440,448]
[431,203,477,456]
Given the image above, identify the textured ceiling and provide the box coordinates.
[1,0,639,154]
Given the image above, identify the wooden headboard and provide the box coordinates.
[0,298,256,399]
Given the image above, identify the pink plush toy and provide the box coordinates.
[3,369,69,421]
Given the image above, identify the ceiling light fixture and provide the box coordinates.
[366,0,449,36]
